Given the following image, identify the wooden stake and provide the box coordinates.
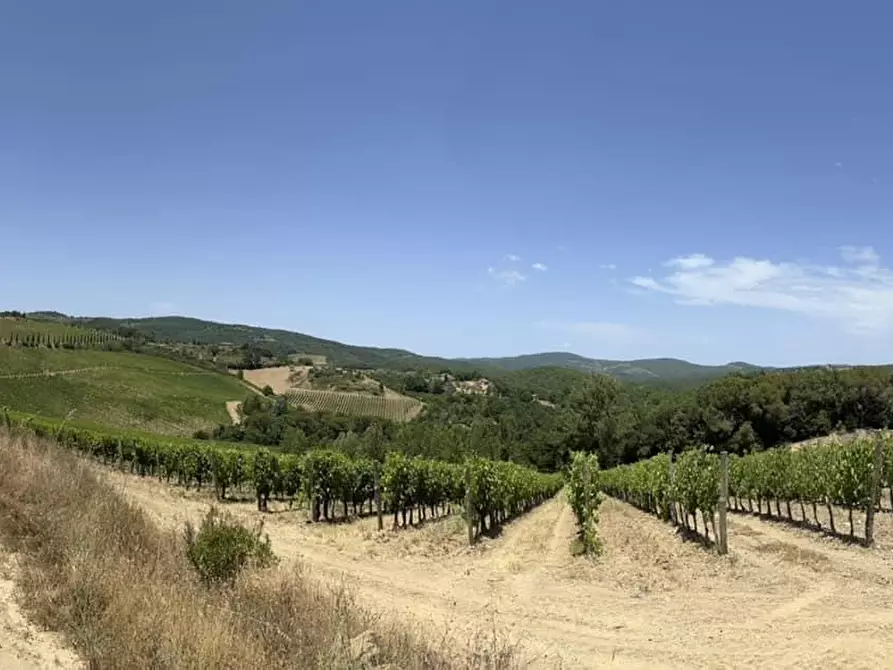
[374,468,383,531]
[718,451,729,555]
[465,463,475,545]
[865,437,884,545]
[668,454,677,525]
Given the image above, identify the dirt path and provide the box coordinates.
[101,470,893,668]
[0,548,83,669]
[225,401,242,425]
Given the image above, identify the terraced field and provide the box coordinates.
[284,387,423,422]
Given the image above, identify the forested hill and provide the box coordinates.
[31,312,760,383]
[460,352,762,382]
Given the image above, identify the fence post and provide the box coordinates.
[668,454,677,525]
[465,463,475,546]
[718,451,729,555]
[374,468,383,531]
[865,437,884,546]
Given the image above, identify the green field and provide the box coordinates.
[0,347,250,435]
[284,388,423,422]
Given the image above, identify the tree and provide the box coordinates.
[567,375,622,466]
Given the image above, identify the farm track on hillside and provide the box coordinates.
[0,366,221,381]
[102,469,893,668]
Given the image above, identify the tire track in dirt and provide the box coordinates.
[102,468,893,669]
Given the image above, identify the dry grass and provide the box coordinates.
[752,541,832,572]
[0,429,519,669]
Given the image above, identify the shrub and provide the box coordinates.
[262,384,275,396]
[184,507,276,586]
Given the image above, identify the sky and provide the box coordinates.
[2,2,893,367]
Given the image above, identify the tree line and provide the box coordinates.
[202,364,893,473]
[570,365,893,467]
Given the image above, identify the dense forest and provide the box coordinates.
[203,365,893,472]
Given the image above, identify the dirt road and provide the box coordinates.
[225,400,242,424]
[103,470,893,668]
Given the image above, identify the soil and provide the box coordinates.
[225,400,242,425]
[0,548,83,669]
[99,469,893,668]
[241,366,301,394]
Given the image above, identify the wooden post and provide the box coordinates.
[718,451,729,555]
[668,454,677,525]
[374,468,383,531]
[465,463,475,546]
[865,437,885,545]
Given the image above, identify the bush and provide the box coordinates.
[184,507,276,586]
[262,384,275,396]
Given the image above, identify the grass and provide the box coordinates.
[0,347,249,435]
[0,429,519,669]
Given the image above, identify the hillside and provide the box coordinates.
[34,313,767,384]
[73,315,460,371]
[0,347,250,435]
[461,352,762,382]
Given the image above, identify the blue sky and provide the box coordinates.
[2,2,892,367]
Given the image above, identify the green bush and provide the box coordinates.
[184,507,276,586]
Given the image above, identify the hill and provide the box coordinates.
[460,352,762,382]
[0,347,250,435]
[71,315,462,370]
[36,313,766,384]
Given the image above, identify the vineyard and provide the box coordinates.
[0,347,248,434]
[601,434,892,548]
[284,387,423,422]
[0,318,122,349]
[4,409,561,543]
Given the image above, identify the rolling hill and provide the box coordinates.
[461,352,763,381]
[0,346,251,435]
[27,312,765,384]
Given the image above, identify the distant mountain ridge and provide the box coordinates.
[459,352,763,381]
[26,312,764,384]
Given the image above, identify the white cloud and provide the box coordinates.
[488,267,526,287]
[664,253,715,270]
[505,254,521,262]
[537,320,646,341]
[599,263,617,270]
[840,245,879,267]
[532,262,548,271]
[631,246,893,334]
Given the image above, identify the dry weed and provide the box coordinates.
[0,429,521,669]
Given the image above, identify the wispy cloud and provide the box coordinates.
[631,246,893,334]
[488,267,526,287]
[532,262,548,271]
[537,320,646,341]
[149,301,175,315]
[599,263,617,270]
[505,254,521,262]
